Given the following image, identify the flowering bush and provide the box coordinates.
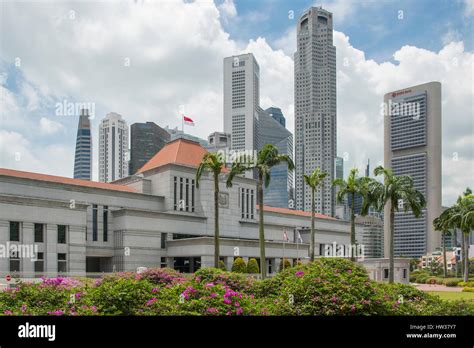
[0,260,472,316]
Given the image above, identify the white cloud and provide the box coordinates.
[217,0,237,20]
[39,117,64,135]
[0,0,472,207]
[464,0,474,17]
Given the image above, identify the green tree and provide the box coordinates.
[226,144,294,279]
[196,152,226,268]
[304,167,328,261]
[231,257,247,273]
[218,260,226,271]
[371,166,426,283]
[437,188,473,282]
[333,168,373,261]
[246,258,260,274]
[433,215,451,278]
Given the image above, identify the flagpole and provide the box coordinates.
[181,114,184,133]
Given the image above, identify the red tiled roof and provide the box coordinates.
[259,205,336,220]
[0,168,137,193]
[137,138,228,174]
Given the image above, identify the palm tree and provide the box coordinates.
[196,152,226,268]
[226,144,294,279]
[333,168,373,261]
[304,168,328,261]
[371,166,426,284]
[433,216,450,278]
[438,188,473,282]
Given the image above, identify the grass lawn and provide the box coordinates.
[427,291,474,301]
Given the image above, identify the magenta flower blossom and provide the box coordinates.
[332,296,337,303]
[47,310,64,316]
[4,310,12,315]
[236,308,243,315]
[295,271,304,277]
[210,293,217,298]
[21,304,27,312]
[347,269,352,274]
[152,288,159,293]
[223,298,232,304]
[205,282,215,288]
[146,298,158,306]
[207,307,219,314]
[234,301,240,307]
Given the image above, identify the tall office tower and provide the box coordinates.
[294,7,337,216]
[223,53,260,156]
[384,82,442,258]
[129,122,170,174]
[73,109,92,180]
[257,109,293,208]
[99,112,129,182]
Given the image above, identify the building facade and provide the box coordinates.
[205,132,231,153]
[223,53,260,160]
[295,7,337,216]
[257,109,294,209]
[0,139,359,278]
[265,106,286,128]
[73,111,92,180]
[355,215,384,258]
[383,81,442,258]
[164,126,208,147]
[129,122,170,175]
[99,113,129,183]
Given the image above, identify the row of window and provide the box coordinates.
[91,205,108,242]
[173,176,195,212]
[10,252,67,274]
[9,222,67,244]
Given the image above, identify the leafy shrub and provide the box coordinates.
[462,287,474,292]
[231,257,247,273]
[139,268,186,286]
[443,278,463,287]
[246,258,260,274]
[218,260,226,271]
[458,281,474,287]
[415,274,429,284]
[279,258,292,272]
[193,267,252,292]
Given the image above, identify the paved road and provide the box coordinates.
[413,283,463,292]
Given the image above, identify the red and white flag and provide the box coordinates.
[183,115,195,126]
[283,231,289,242]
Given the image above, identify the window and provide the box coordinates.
[35,252,44,277]
[58,253,67,273]
[160,257,167,268]
[403,268,407,279]
[58,225,67,244]
[173,176,195,212]
[34,223,44,243]
[10,251,20,272]
[161,233,167,249]
[9,221,20,241]
[383,268,389,279]
[92,204,98,241]
[240,188,255,219]
[103,206,108,242]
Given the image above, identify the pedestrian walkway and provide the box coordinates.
[414,283,463,292]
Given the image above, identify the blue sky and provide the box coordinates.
[0,0,472,205]
[220,0,473,62]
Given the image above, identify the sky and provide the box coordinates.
[0,0,472,206]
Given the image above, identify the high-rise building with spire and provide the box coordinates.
[73,109,92,180]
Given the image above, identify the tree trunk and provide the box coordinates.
[461,232,466,282]
[442,231,447,278]
[258,173,266,279]
[310,187,315,261]
[453,229,458,277]
[214,175,220,268]
[350,192,355,262]
[389,208,395,284]
[464,232,469,282]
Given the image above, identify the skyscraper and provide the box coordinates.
[129,122,170,175]
[383,81,442,258]
[223,53,260,156]
[73,109,92,180]
[265,106,286,127]
[206,132,231,153]
[294,7,337,216]
[99,112,129,182]
[257,109,293,208]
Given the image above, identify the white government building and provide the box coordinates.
[0,138,409,282]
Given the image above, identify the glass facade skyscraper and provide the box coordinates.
[73,110,92,180]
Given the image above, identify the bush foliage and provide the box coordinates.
[1,260,472,316]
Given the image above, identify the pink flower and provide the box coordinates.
[236,308,243,315]
[152,288,158,293]
[332,296,337,303]
[91,306,97,313]
[347,269,352,274]
[351,305,356,312]
[223,298,232,304]
[234,301,240,307]
[146,298,158,306]
[210,293,217,298]
[205,283,215,288]
[48,310,64,316]
[75,292,81,299]
[21,304,27,312]
[4,310,12,315]
[295,271,304,277]
[207,307,219,314]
